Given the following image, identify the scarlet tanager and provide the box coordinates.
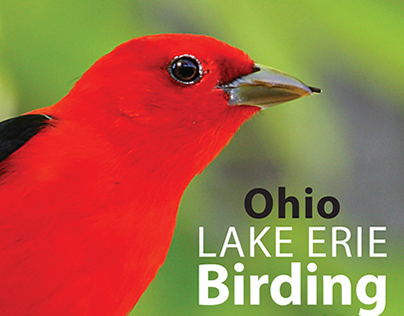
[0,34,320,315]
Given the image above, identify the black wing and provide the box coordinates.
[0,114,52,163]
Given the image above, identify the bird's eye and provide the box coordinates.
[168,55,203,85]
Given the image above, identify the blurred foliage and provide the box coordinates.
[0,0,403,315]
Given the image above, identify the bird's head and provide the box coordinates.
[64,34,319,130]
[54,34,320,175]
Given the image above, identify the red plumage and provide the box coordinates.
[0,34,258,315]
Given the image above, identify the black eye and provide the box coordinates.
[168,55,203,85]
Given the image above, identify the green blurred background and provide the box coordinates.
[0,0,402,315]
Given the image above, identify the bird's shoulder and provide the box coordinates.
[0,114,52,163]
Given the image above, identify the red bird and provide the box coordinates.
[0,34,320,315]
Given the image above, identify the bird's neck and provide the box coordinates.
[48,89,258,211]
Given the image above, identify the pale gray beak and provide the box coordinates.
[220,63,321,108]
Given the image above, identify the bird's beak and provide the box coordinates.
[220,64,321,109]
